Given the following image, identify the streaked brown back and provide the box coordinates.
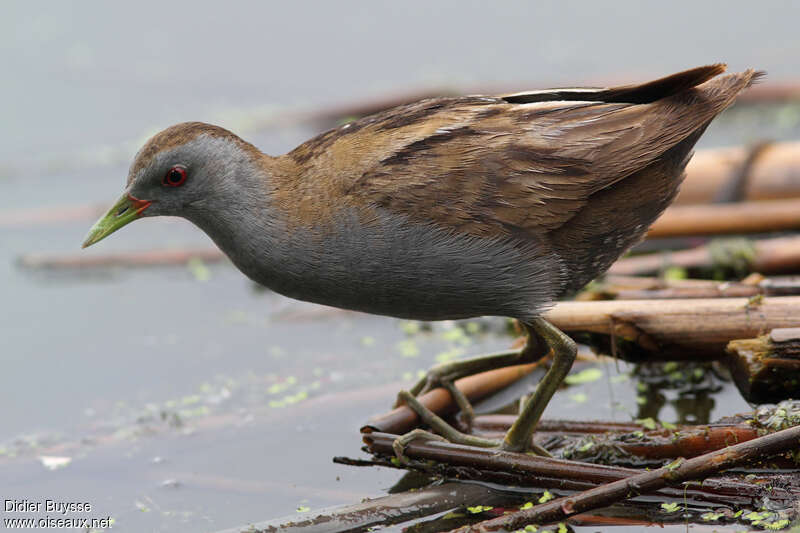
[274,66,760,239]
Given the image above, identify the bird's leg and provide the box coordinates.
[399,328,547,428]
[394,318,573,457]
[501,318,577,452]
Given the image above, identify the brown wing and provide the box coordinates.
[284,65,758,238]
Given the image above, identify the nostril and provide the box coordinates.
[116,205,129,217]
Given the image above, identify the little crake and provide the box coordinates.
[84,64,760,454]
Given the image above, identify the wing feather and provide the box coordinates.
[285,67,758,238]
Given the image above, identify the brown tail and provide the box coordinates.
[502,64,763,106]
[649,68,765,143]
[589,63,729,104]
[692,67,765,110]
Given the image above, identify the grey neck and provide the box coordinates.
[184,174,287,287]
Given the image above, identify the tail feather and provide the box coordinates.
[691,68,765,111]
[501,64,764,106]
[585,63,728,104]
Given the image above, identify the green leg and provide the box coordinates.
[394,318,574,456]
[501,318,577,452]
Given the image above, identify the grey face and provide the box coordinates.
[127,135,259,219]
[82,128,271,250]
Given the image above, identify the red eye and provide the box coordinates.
[163,166,187,187]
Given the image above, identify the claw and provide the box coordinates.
[392,429,447,463]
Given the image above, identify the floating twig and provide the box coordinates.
[610,236,800,277]
[544,296,800,360]
[582,274,800,300]
[17,248,226,269]
[648,198,800,237]
[210,481,502,533]
[475,421,764,465]
[455,422,800,531]
[0,204,106,227]
[471,416,642,435]
[677,139,800,205]
[727,327,800,402]
[361,432,798,508]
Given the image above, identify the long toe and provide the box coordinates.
[391,429,447,463]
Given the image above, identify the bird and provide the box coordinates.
[83,64,761,454]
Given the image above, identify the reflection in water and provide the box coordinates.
[633,362,722,424]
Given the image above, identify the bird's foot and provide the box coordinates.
[391,429,448,464]
[395,390,552,457]
[392,319,576,459]
[395,349,526,429]
[396,366,476,428]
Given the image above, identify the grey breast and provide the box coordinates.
[226,208,565,321]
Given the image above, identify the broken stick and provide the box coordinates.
[456,422,800,532]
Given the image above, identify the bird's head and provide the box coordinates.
[82,122,263,248]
